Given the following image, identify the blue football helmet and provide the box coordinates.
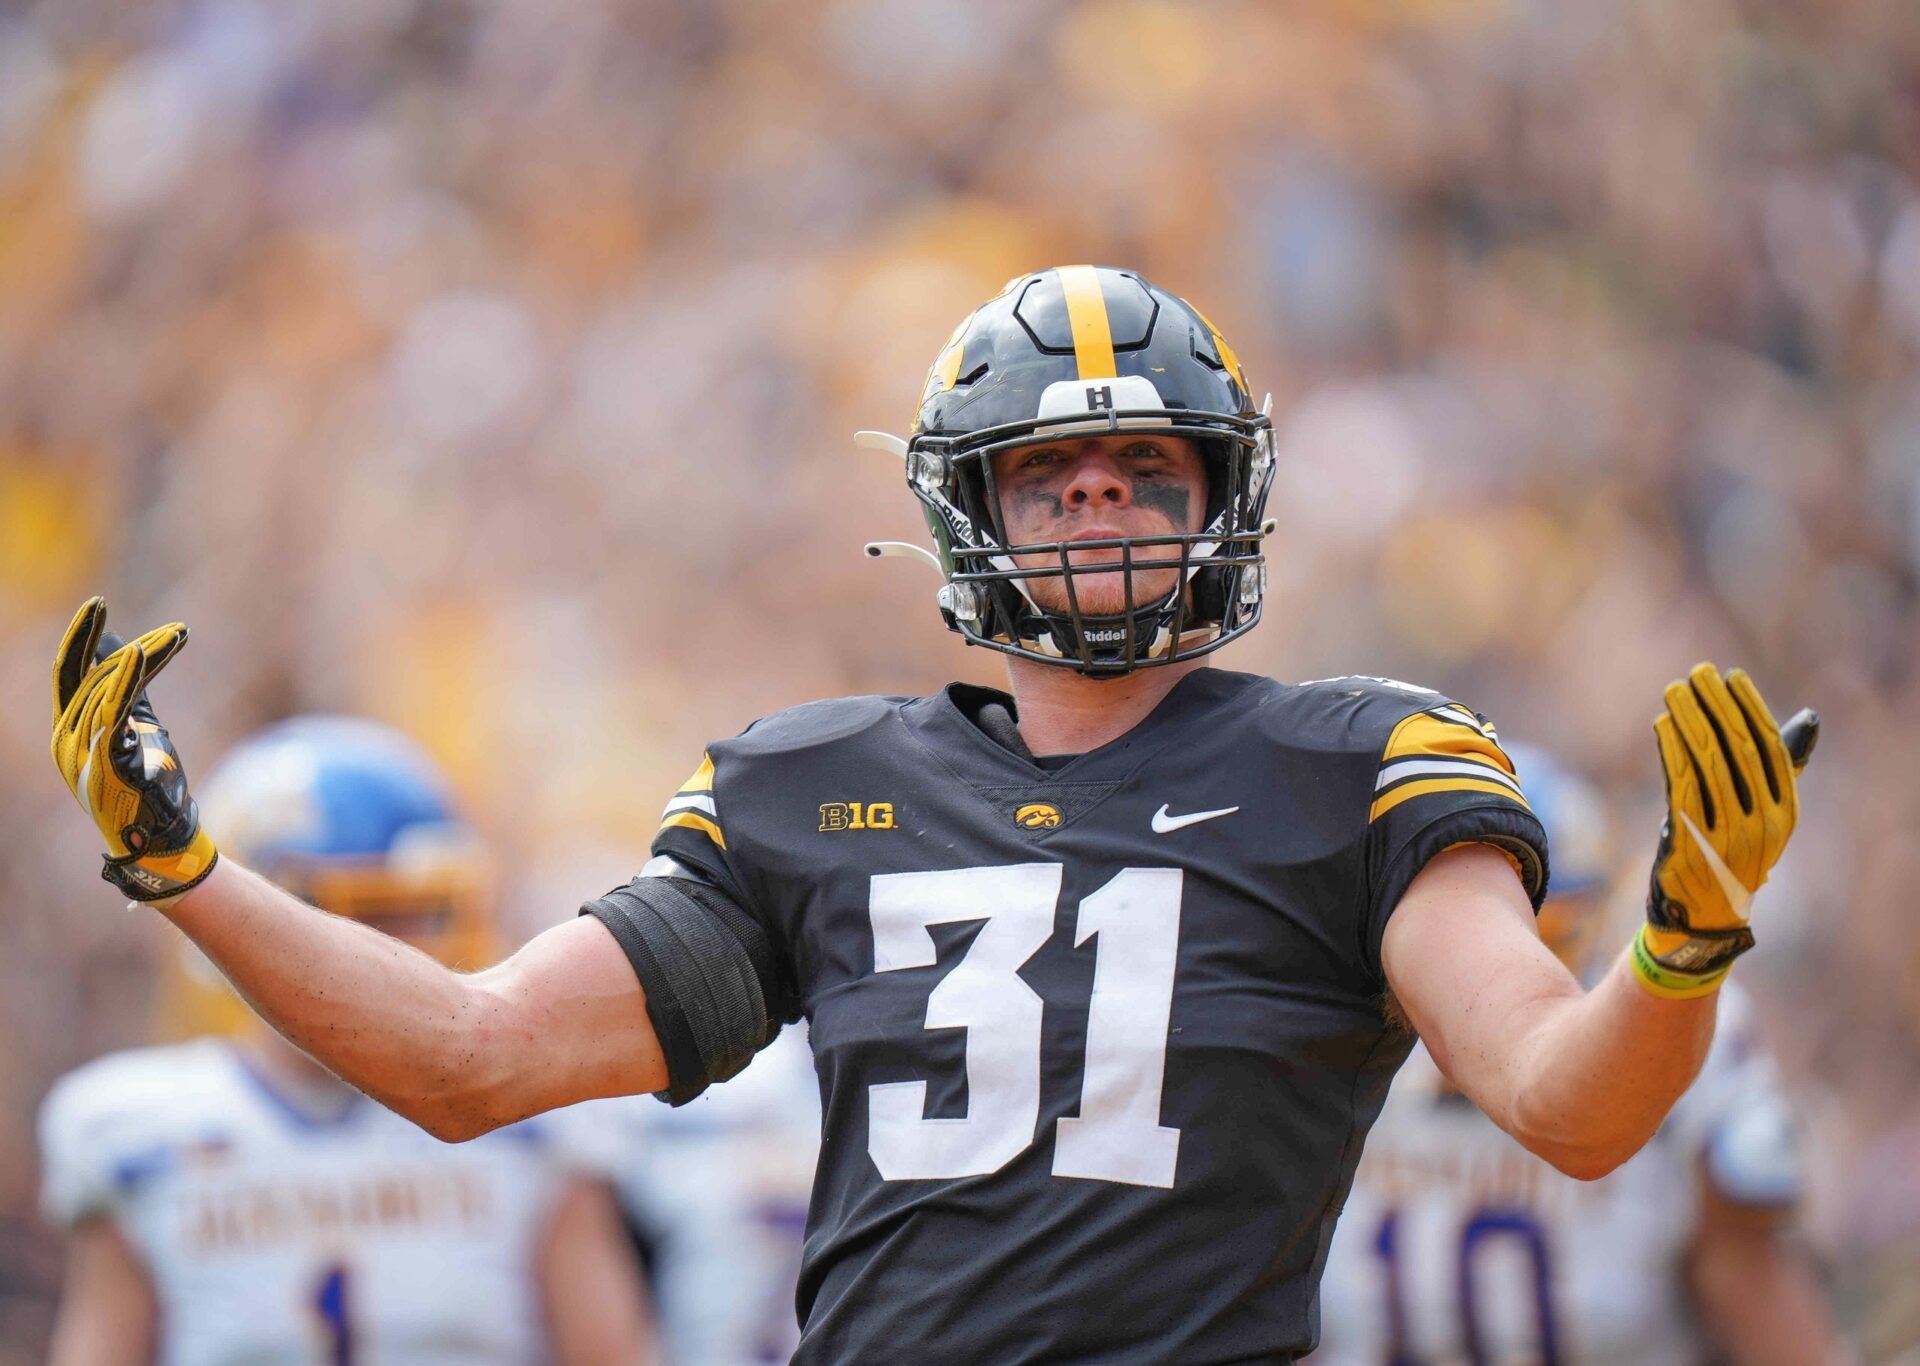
[194,716,491,966]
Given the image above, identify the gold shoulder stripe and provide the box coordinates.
[1381,713,1516,773]
[1370,777,1532,823]
[1056,264,1116,381]
[659,810,727,850]
[678,752,715,795]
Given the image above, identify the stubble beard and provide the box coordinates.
[1001,475,1196,619]
[1024,560,1184,618]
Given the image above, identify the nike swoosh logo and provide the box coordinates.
[1678,810,1755,924]
[74,748,96,808]
[1151,803,1239,834]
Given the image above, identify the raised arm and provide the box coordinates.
[1382,843,1715,1178]
[50,597,807,1141]
[163,859,665,1140]
[1383,663,1813,1179]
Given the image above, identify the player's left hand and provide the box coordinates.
[1635,662,1815,996]
[50,597,218,902]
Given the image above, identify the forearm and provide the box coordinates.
[158,859,667,1137]
[1496,949,1717,1177]
[157,858,514,1137]
[47,598,665,1138]
[1384,845,1719,1178]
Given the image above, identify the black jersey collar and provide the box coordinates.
[907,667,1258,787]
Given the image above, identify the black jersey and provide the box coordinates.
[587,668,1547,1364]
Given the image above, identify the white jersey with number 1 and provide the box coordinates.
[1311,982,1802,1365]
[39,1037,620,1366]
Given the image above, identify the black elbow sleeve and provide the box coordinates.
[582,878,789,1105]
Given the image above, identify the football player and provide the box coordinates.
[1310,744,1843,1365]
[38,717,653,1365]
[51,266,1815,1362]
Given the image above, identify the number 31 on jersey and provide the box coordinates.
[867,863,1182,1190]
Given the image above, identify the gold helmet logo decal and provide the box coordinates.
[1014,803,1062,829]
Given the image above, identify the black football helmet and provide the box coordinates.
[876,265,1275,675]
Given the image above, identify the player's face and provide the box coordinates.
[989,434,1207,617]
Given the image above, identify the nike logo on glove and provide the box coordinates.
[74,749,96,812]
[1678,810,1756,924]
[1151,803,1239,834]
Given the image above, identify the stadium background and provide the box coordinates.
[1,0,1917,1358]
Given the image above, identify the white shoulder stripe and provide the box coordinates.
[1376,757,1524,794]
[1429,704,1497,738]
[660,793,717,818]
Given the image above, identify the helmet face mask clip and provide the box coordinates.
[887,266,1277,676]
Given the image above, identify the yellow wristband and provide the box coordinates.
[1630,925,1731,1000]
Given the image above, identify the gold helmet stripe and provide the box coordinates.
[1056,264,1117,380]
[1186,301,1250,392]
[930,319,968,396]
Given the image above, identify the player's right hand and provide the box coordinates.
[1634,662,1815,997]
[50,597,218,903]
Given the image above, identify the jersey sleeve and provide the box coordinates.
[581,746,802,1106]
[1664,983,1805,1208]
[1363,696,1549,973]
[648,750,736,891]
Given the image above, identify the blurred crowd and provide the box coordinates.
[2,0,1918,1358]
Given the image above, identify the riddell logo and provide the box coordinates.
[1014,803,1061,828]
[1084,628,1126,644]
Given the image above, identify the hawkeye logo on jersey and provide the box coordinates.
[1014,803,1062,829]
[819,802,896,832]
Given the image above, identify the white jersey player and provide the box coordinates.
[41,1038,641,1365]
[38,717,651,1365]
[613,1026,819,1366]
[1311,743,1840,1366]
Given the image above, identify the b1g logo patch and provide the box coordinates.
[1014,803,1061,829]
[820,802,895,832]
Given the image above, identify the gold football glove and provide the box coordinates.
[1632,662,1816,998]
[50,597,218,902]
